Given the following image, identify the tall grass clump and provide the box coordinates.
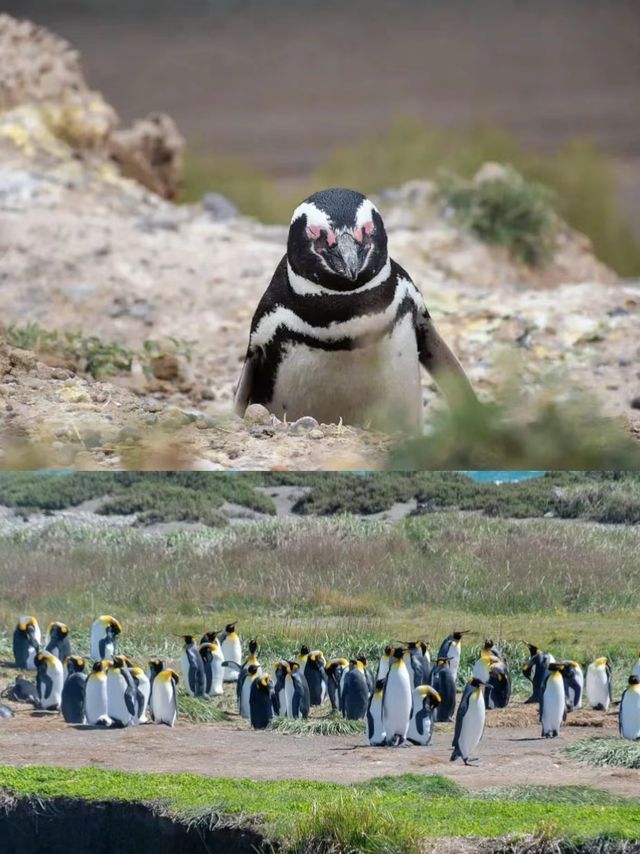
[563,738,640,770]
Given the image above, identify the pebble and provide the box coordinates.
[309,428,324,440]
[290,416,320,435]
[244,403,271,425]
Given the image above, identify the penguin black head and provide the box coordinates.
[65,655,85,673]
[525,642,540,657]
[225,623,237,634]
[249,639,259,654]
[49,622,69,637]
[92,660,107,673]
[182,635,197,645]
[383,646,394,656]
[436,658,449,667]
[452,631,468,641]
[548,662,564,673]
[469,677,486,688]
[392,648,405,661]
[630,676,640,686]
[257,675,272,692]
[247,664,259,676]
[375,679,385,692]
[357,655,369,668]
[287,188,388,292]
[148,658,164,675]
[300,644,310,657]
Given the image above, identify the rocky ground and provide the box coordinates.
[1,14,639,470]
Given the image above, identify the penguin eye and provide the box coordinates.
[307,226,336,247]
[353,221,374,242]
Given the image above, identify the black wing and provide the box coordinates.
[606,664,613,702]
[619,688,627,736]
[452,683,472,749]
[415,309,477,409]
[414,701,428,736]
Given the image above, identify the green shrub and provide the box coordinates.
[563,738,640,770]
[436,167,557,266]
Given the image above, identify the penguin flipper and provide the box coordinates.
[414,706,428,736]
[234,350,260,416]
[416,314,476,409]
[452,684,471,749]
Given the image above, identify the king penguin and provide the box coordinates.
[107,655,137,727]
[46,622,71,662]
[90,616,122,661]
[586,657,612,711]
[376,646,394,682]
[150,668,179,727]
[430,657,457,722]
[560,660,584,712]
[325,658,349,711]
[340,659,370,721]
[437,631,468,686]
[366,679,386,746]
[304,650,328,706]
[12,616,41,670]
[408,684,441,746]
[200,638,225,697]
[540,662,566,738]
[234,188,475,432]
[619,675,640,740]
[84,660,111,726]
[249,674,275,730]
[450,677,486,765]
[382,647,413,746]
[219,623,242,683]
[522,643,555,704]
[34,651,64,711]
[129,667,151,723]
[61,656,86,724]
[181,635,206,697]
[236,639,262,715]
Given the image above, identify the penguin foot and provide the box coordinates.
[463,757,479,766]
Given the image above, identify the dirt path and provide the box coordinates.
[1,703,637,797]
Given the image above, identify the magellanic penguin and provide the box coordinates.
[437,631,468,686]
[304,650,328,706]
[341,659,370,720]
[619,675,640,740]
[84,660,111,726]
[90,616,122,661]
[181,635,206,697]
[382,647,413,746]
[540,662,566,738]
[129,667,151,723]
[325,658,349,711]
[250,674,275,730]
[61,656,86,724]
[234,188,475,432]
[450,677,486,765]
[13,616,41,670]
[522,643,555,704]
[560,660,584,712]
[219,623,242,683]
[586,657,612,711]
[46,622,71,662]
[34,651,64,711]
[151,668,179,727]
[200,639,225,697]
[107,655,137,727]
[430,657,457,722]
[367,679,386,746]
[408,685,441,746]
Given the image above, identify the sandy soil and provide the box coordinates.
[0,698,636,797]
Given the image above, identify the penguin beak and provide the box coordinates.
[336,232,360,281]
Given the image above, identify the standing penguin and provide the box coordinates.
[406,641,431,685]
[325,658,349,711]
[408,685,441,746]
[586,657,612,711]
[382,647,413,746]
[235,640,262,716]
[377,646,394,682]
[181,635,206,698]
[34,652,64,711]
[367,679,386,746]
[560,661,584,712]
[250,675,275,730]
[219,623,242,683]
[84,660,111,726]
[430,657,457,722]
[234,188,475,432]
[450,678,486,765]
[130,667,151,723]
[522,643,555,704]
[148,659,164,689]
[540,662,566,738]
[619,676,640,740]
[61,657,86,724]
[273,661,309,718]
[90,616,122,661]
[341,660,370,721]
[107,655,137,727]
[46,622,71,662]
[13,616,40,670]
[437,631,468,685]
[151,669,179,727]
[290,662,311,719]
[199,639,225,697]
[304,651,328,706]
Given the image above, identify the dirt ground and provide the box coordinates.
[0,696,636,797]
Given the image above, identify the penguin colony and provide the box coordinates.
[235,188,476,432]
[5,617,640,754]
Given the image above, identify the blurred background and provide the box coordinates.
[3,0,640,274]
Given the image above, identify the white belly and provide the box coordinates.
[586,667,610,709]
[85,677,110,725]
[458,693,485,757]
[472,660,491,682]
[284,676,295,717]
[408,696,433,745]
[620,689,640,740]
[40,667,64,709]
[270,314,422,431]
[107,673,131,724]
[222,637,242,682]
[368,695,386,745]
[151,681,177,727]
[542,677,565,733]
[382,667,412,738]
[209,653,224,695]
[240,676,254,718]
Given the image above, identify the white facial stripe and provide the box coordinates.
[251,275,422,348]
[287,258,392,297]
[290,201,332,229]
[355,198,379,227]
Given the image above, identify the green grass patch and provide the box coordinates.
[1,766,640,845]
[269,714,365,736]
[471,785,636,806]
[436,166,557,266]
[563,738,640,770]
[178,694,229,724]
